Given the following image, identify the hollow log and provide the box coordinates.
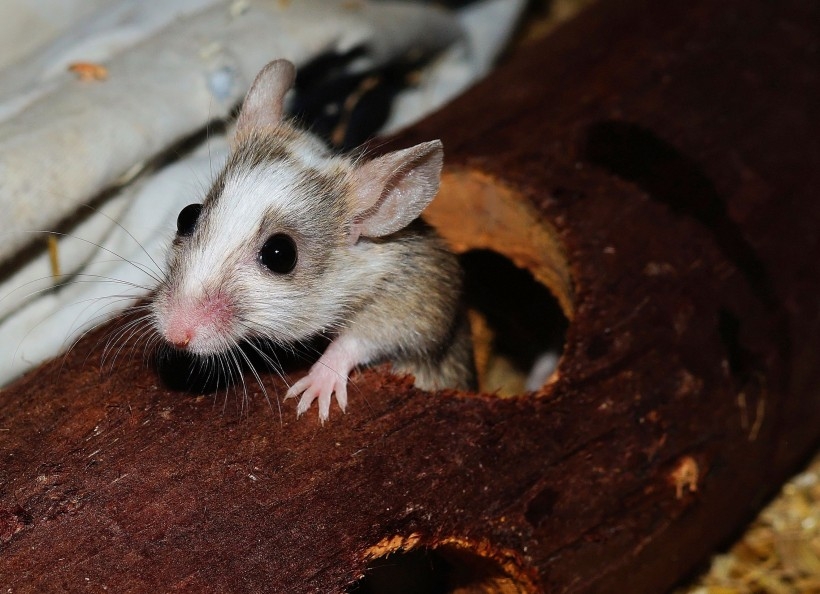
[2,0,820,591]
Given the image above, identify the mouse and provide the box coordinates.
[150,59,475,422]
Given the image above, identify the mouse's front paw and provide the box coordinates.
[285,363,349,423]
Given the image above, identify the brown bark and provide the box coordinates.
[2,0,819,591]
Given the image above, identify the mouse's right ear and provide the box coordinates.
[233,59,296,147]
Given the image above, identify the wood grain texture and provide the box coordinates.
[2,0,819,591]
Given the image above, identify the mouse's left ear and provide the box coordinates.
[233,59,296,147]
[348,140,443,243]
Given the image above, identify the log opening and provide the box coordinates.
[461,249,567,395]
[428,166,574,395]
[351,536,536,594]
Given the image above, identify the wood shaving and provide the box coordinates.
[678,452,820,593]
[67,62,108,81]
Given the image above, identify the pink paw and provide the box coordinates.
[285,362,349,423]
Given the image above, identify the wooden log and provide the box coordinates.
[2,0,819,591]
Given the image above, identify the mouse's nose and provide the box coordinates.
[159,292,235,355]
[164,318,194,349]
[168,332,192,349]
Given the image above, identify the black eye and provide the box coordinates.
[176,203,202,237]
[259,234,297,274]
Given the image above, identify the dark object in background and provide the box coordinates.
[291,49,426,151]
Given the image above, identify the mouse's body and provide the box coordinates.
[150,59,475,421]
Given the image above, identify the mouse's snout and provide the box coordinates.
[157,291,236,355]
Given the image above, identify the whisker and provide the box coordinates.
[102,317,153,371]
[227,347,248,415]
[10,229,163,285]
[77,203,165,280]
[236,343,280,423]
[0,274,150,319]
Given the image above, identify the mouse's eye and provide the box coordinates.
[176,203,202,236]
[259,233,297,274]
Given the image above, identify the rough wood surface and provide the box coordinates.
[2,0,819,592]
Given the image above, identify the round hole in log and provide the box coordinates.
[461,249,567,395]
[426,167,573,394]
[349,542,535,594]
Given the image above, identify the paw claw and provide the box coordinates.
[295,393,313,417]
[336,384,348,413]
[287,363,350,421]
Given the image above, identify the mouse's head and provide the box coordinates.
[151,59,443,356]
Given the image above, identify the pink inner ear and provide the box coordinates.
[348,140,444,241]
[233,59,297,143]
[348,222,363,245]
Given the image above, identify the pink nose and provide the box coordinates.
[161,293,234,352]
[171,336,191,349]
[166,326,194,349]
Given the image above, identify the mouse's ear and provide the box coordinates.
[233,59,296,146]
[348,140,443,242]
